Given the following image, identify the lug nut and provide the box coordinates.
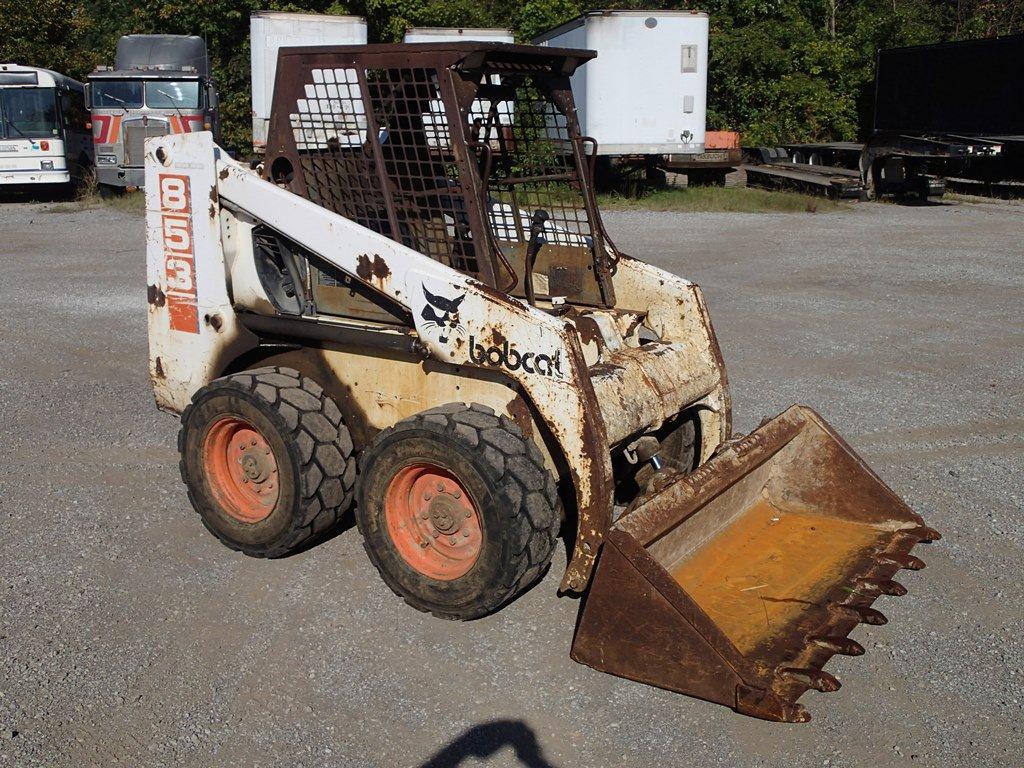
[251,440,257,447]
[421,512,429,520]
[449,536,457,545]
[453,491,461,499]
[431,532,439,538]
[424,492,432,500]
[437,482,445,492]
[462,530,469,538]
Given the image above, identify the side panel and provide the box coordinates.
[610,255,731,459]
[145,131,257,412]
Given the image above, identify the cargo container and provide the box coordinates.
[403,27,514,44]
[874,33,1023,137]
[533,11,708,156]
[250,12,367,153]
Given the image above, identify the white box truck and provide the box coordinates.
[533,10,708,156]
[250,12,367,152]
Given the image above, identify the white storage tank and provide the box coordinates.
[250,12,367,152]
[533,10,708,156]
[403,27,514,44]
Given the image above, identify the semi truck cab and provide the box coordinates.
[87,35,218,190]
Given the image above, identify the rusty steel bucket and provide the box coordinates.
[571,405,938,722]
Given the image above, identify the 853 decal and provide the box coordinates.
[157,173,199,334]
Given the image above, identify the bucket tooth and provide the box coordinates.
[835,605,887,626]
[812,636,865,656]
[908,525,941,542]
[879,553,926,571]
[778,667,841,693]
[858,578,907,597]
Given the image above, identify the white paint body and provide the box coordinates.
[250,13,367,152]
[533,12,708,155]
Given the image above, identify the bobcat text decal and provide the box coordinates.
[469,336,564,379]
[158,173,199,333]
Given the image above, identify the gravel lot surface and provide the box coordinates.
[1,197,1021,767]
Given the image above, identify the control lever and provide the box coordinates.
[523,209,549,306]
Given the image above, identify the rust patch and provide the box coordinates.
[356,253,391,283]
[490,328,507,348]
[573,315,604,350]
[154,356,165,378]
[147,284,166,307]
[505,396,535,441]
[218,167,229,181]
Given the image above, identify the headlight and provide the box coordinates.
[40,160,54,170]
[97,155,118,166]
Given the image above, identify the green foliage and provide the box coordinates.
[1,0,1020,152]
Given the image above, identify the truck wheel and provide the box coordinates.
[178,366,356,557]
[356,403,561,620]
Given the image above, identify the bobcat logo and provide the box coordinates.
[420,285,466,344]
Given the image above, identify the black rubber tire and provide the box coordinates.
[355,403,561,620]
[178,366,356,557]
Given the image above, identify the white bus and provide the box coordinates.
[0,64,92,190]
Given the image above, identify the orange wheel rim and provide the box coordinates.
[383,463,482,580]
[202,417,280,523]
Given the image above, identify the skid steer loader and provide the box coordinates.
[145,43,937,722]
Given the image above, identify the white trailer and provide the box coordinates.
[403,27,514,44]
[250,12,367,152]
[533,11,708,156]
[402,28,517,147]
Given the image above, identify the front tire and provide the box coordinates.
[356,403,561,620]
[178,366,356,557]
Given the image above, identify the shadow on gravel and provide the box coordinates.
[0,186,75,204]
[418,719,558,768]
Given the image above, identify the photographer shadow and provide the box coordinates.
[418,719,558,768]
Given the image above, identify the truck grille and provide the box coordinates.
[123,121,169,167]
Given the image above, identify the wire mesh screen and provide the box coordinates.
[287,65,480,276]
[468,75,594,253]
[271,49,611,306]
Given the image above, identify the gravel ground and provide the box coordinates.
[0,196,1021,767]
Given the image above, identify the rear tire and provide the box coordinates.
[355,403,561,620]
[178,366,356,557]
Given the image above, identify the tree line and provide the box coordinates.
[1,0,1021,151]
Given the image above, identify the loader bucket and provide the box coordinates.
[571,405,938,722]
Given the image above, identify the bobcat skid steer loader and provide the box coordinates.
[145,43,937,722]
